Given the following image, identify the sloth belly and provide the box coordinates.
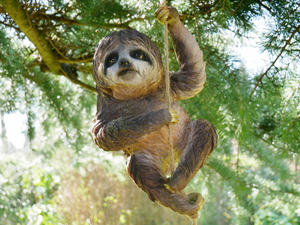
[128,103,191,174]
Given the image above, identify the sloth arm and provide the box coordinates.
[92,95,172,151]
[168,20,206,101]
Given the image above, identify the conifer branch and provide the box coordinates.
[257,1,272,13]
[250,25,300,99]
[0,20,19,30]
[0,0,61,73]
[29,12,134,29]
[252,132,284,150]
[27,11,153,30]
[58,56,94,63]
[286,115,300,136]
[0,0,96,93]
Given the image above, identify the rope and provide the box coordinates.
[159,2,197,225]
[162,7,175,176]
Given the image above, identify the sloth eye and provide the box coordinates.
[107,56,117,66]
[131,50,148,61]
[134,51,144,60]
[126,50,152,65]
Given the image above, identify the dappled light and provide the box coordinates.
[0,0,299,224]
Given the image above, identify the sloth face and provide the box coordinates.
[95,43,163,100]
[104,45,153,85]
[93,29,164,100]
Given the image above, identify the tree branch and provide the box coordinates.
[286,115,300,136]
[0,20,20,30]
[29,12,149,30]
[58,56,94,63]
[0,0,96,93]
[250,25,300,99]
[0,5,5,13]
[257,1,272,13]
[0,0,61,73]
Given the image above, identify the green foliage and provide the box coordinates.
[0,152,61,224]
[0,0,299,224]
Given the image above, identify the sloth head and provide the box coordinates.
[93,29,164,100]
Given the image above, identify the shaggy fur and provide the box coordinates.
[92,6,218,219]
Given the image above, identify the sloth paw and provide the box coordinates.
[169,108,179,124]
[187,193,205,219]
[155,6,180,25]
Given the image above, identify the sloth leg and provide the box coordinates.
[169,119,218,191]
[127,151,203,219]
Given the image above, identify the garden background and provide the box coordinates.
[0,0,299,224]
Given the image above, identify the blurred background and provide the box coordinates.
[0,0,299,224]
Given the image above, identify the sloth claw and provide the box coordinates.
[188,193,204,207]
[187,193,204,219]
[169,108,179,124]
[155,6,180,25]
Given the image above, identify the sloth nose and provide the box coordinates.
[119,58,130,67]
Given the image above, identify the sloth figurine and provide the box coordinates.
[92,6,218,219]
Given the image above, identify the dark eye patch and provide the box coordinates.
[130,49,152,65]
[105,52,119,68]
[103,52,119,75]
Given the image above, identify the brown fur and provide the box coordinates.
[92,6,218,219]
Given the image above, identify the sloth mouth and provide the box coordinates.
[118,69,139,77]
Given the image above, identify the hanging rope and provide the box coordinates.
[159,2,197,225]
[161,3,175,176]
